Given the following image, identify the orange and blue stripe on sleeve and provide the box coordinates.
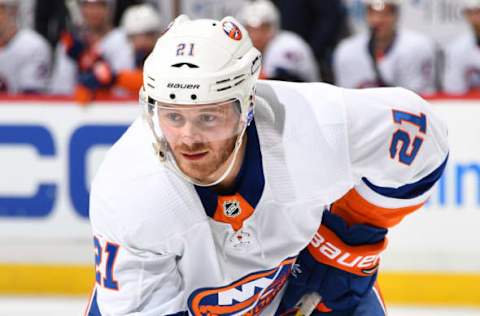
[333,156,448,228]
[330,188,422,229]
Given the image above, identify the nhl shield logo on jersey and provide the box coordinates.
[223,200,241,217]
[188,257,295,316]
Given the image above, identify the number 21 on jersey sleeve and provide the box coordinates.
[94,236,120,290]
[389,109,427,165]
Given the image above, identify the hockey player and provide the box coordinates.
[333,0,436,95]
[48,0,134,100]
[122,4,163,71]
[238,0,320,82]
[0,0,51,93]
[85,15,448,316]
[74,4,164,97]
[443,0,480,94]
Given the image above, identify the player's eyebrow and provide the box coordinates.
[197,107,226,113]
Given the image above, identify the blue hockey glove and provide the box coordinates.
[277,210,388,315]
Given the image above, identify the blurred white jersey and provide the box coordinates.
[333,29,436,95]
[263,31,320,82]
[0,29,51,93]
[443,30,480,94]
[87,81,448,315]
[49,28,134,95]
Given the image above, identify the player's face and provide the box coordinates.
[366,5,398,42]
[156,100,243,183]
[0,5,7,30]
[81,2,111,32]
[246,23,275,53]
[129,32,158,55]
[465,8,480,33]
[0,4,15,36]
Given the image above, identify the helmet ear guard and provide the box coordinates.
[140,86,167,161]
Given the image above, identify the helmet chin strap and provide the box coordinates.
[145,113,249,187]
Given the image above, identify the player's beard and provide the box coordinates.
[172,135,238,184]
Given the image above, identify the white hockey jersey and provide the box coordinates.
[86,81,448,316]
[262,31,320,82]
[443,30,480,94]
[333,29,437,95]
[49,28,134,95]
[0,29,51,93]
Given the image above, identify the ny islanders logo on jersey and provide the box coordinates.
[188,257,295,316]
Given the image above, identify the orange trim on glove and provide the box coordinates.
[331,189,424,228]
[307,225,388,277]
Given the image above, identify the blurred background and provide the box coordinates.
[0,0,479,315]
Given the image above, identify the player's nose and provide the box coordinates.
[178,121,203,145]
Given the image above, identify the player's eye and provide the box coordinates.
[197,113,221,128]
[200,114,217,123]
[163,112,185,126]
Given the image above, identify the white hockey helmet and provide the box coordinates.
[141,15,261,186]
[121,4,163,36]
[238,0,280,29]
[463,0,480,10]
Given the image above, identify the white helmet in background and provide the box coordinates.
[141,15,261,186]
[237,0,280,29]
[362,0,402,10]
[121,4,163,36]
[463,0,480,9]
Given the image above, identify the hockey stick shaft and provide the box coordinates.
[294,292,322,316]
